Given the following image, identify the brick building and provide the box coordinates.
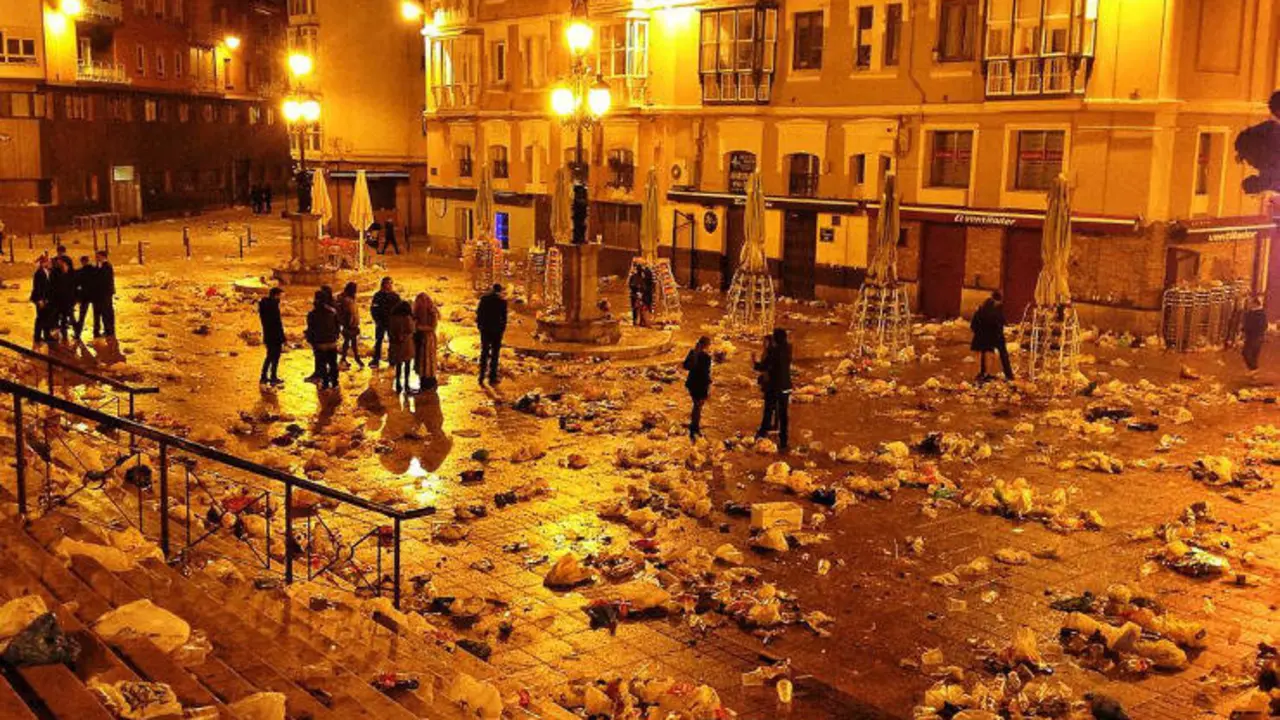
[0,0,291,233]
[415,0,1278,331]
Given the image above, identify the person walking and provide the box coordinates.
[476,283,508,387]
[29,255,54,345]
[258,287,286,387]
[388,300,415,393]
[336,282,364,369]
[50,255,77,343]
[970,291,1013,382]
[1242,295,1267,374]
[370,276,399,368]
[94,250,116,337]
[412,291,440,391]
[305,288,341,390]
[380,219,400,255]
[73,255,98,339]
[683,335,713,441]
[754,328,792,452]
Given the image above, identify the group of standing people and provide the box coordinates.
[681,327,793,452]
[29,246,116,345]
[257,276,441,394]
[628,262,657,327]
[249,185,274,215]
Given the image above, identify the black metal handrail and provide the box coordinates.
[2,378,434,606]
[0,338,159,419]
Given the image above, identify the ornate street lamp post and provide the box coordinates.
[283,53,318,213]
[536,4,622,344]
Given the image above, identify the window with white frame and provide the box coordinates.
[490,145,509,178]
[0,32,38,65]
[64,93,92,120]
[850,153,867,187]
[135,44,146,76]
[597,20,648,80]
[429,35,480,108]
[928,130,973,188]
[521,33,547,88]
[883,3,903,66]
[983,0,1097,97]
[156,51,166,78]
[787,153,820,197]
[288,0,315,15]
[1011,129,1064,191]
[698,6,778,104]
[937,0,978,62]
[490,40,507,83]
[144,98,157,122]
[854,6,873,69]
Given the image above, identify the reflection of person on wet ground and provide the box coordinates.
[476,283,508,388]
[754,328,792,452]
[970,291,1013,382]
[1241,295,1267,375]
[388,300,415,393]
[258,287,286,387]
[412,292,440,392]
[683,335,712,441]
[370,276,399,368]
[337,282,364,369]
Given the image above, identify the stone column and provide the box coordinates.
[559,242,602,324]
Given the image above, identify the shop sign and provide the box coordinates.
[819,228,835,243]
[703,211,718,233]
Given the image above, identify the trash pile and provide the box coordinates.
[964,477,1105,533]
[1131,502,1242,579]
[913,674,1087,719]
[553,668,728,719]
[1052,583,1205,676]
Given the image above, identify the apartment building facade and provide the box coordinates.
[285,0,429,236]
[0,0,290,233]
[420,0,1279,330]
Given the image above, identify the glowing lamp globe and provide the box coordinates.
[223,35,241,50]
[300,99,321,122]
[587,83,611,117]
[400,1,424,21]
[62,0,83,17]
[565,21,592,55]
[288,53,313,77]
[282,99,302,123]
[550,86,577,117]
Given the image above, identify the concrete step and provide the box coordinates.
[0,675,38,720]
[9,664,115,720]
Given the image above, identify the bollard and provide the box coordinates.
[245,224,253,246]
[116,221,122,246]
[137,240,144,265]
[239,234,244,259]
[52,231,59,247]
[27,232,33,249]
[92,223,99,252]
[8,235,13,263]
[183,227,190,258]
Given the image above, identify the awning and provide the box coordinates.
[1170,215,1277,243]
[327,171,411,180]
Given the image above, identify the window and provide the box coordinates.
[429,36,480,108]
[598,20,648,80]
[107,95,132,121]
[249,106,261,125]
[224,105,238,124]
[174,51,183,78]
[928,130,973,188]
[698,6,778,104]
[607,149,635,191]
[591,203,642,249]
[289,26,318,58]
[884,4,903,66]
[851,154,867,186]
[267,107,275,125]
[178,102,190,122]
[288,0,315,15]
[490,40,506,83]
[63,93,92,121]
[1012,130,1064,190]
[495,212,510,249]
[144,99,158,122]
[522,34,546,88]
[727,151,757,193]
[1194,133,1212,196]
[156,51,166,78]
[854,7,873,69]
[157,100,169,122]
[457,145,473,178]
[0,92,47,118]
[201,103,214,122]
[135,44,146,76]
[787,153,820,197]
[937,0,978,61]
[983,0,1098,97]
[489,146,509,179]
[223,57,232,89]
[0,33,38,65]
[792,11,823,70]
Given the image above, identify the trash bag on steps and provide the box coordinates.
[1,613,80,667]
[227,691,286,720]
[88,679,183,720]
[93,600,190,654]
[0,596,49,652]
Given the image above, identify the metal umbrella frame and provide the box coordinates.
[852,171,912,357]
[1018,173,1082,384]
[634,167,681,324]
[470,166,504,293]
[725,171,775,333]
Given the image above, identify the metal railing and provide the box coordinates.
[77,61,132,85]
[0,338,158,420]
[1,379,434,607]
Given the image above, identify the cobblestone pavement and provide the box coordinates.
[0,209,1277,719]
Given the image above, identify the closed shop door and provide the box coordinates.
[722,206,745,291]
[534,196,551,247]
[782,210,818,299]
[919,222,966,318]
[1002,228,1042,322]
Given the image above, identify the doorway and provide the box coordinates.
[918,222,966,318]
[782,210,818,299]
[1002,228,1042,322]
[1164,247,1200,288]
[722,206,745,291]
[110,165,141,221]
[672,210,697,288]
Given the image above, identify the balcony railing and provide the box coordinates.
[429,83,478,110]
[77,61,131,85]
[81,0,124,23]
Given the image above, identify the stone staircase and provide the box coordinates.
[0,510,545,719]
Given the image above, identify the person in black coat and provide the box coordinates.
[683,336,713,440]
[29,255,54,344]
[74,256,98,339]
[305,289,341,390]
[94,250,116,337]
[970,291,1013,382]
[380,220,400,255]
[50,255,77,342]
[258,287,286,386]
[475,283,508,387]
[370,276,399,367]
[1241,295,1267,373]
[754,328,793,451]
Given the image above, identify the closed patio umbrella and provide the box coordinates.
[349,169,374,268]
[639,167,660,262]
[1034,173,1072,307]
[550,167,571,247]
[310,170,333,237]
[869,172,900,285]
[476,166,494,240]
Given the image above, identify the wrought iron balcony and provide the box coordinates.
[80,0,124,23]
[76,61,131,85]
